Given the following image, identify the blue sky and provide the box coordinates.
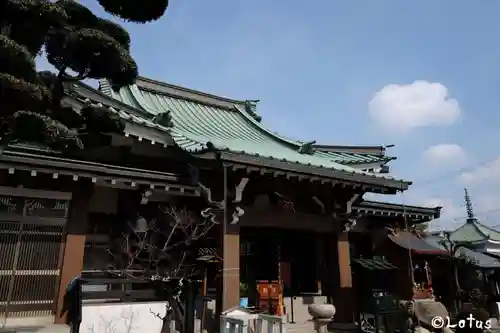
[37,0,500,230]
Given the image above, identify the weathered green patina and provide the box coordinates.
[449,219,500,243]
[73,76,412,190]
[100,78,390,167]
[101,78,400,166]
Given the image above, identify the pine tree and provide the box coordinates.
[0,0,169,151]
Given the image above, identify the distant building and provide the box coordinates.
[446,189,500,255]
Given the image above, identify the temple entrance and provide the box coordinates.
[0,188,69,328]
[240,227,331,322]
[240,228,321,295]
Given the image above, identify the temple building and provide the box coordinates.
[445,189,500,255]
[0,76,442,328]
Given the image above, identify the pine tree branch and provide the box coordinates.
[57,65,90,82]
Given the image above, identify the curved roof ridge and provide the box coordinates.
[314,144,387,156]
[471,220,489,238]
[232,104,306,149]
[475,219,496,230]
[315,144,385,149]
[108,77,378,156]
[227,106,391,157]
[137,76,248,105]
[132,76,317,151]
[473,219,500,237]
[100,77,391,158]
[99,79,156,117]
[92,78,407,183]
[127,84,166,115]
[127,83,306,152]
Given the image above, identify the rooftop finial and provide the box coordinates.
[244,100,262,122]
[298,141,316,154]
[464,188,476,223]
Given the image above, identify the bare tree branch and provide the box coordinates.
[104,202,218,333]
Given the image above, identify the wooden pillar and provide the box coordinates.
[333,231,354,322]
[222,222,240,310]
[54,184,93,324]
[215,222,240,323]
[315,234,325,294]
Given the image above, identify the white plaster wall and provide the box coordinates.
[81,299,217,333]
[81,302,167,333]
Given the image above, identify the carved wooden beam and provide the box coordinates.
[233,177,249,203]
[199,182,221,208]
[198,177,249,225]
[346,193,361,214]
[198,177,249,207]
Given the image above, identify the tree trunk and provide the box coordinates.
[160,309,172,333]
[160,297,184,333]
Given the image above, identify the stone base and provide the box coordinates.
[313,319,332,333]
[307,304,336,319]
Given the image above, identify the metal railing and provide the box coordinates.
[220,313,285,333]
[255,314,284,333]
[220,317,246,333]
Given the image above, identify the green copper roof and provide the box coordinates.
[449,219,500,243]
[98,77,404,183]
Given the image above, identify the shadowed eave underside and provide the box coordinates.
[353,200,442,222]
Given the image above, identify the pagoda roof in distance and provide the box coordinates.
[449,218,500,243]
[424,234,500,269]
[80,77,412,191]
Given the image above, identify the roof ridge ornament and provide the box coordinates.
[244,100,262,122]
[152,110,174,128]
[464,188,478,223]
[298,140,316,154]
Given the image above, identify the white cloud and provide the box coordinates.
[458,158,500,186]
[421,144,467,167]
[368,80,461,133]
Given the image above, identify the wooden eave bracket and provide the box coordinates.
[347,193,361,214]
[330,192,362,232]
[198,177,250,225]
[198,177,250,207]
